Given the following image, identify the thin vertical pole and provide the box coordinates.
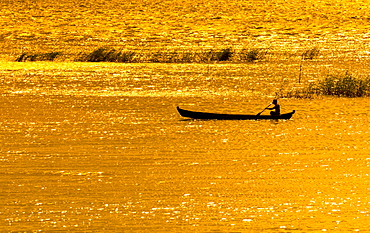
[298,57,303,83]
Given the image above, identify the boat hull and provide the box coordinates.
[177,106,295,120]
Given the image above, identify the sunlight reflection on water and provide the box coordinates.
[1,62,370,232]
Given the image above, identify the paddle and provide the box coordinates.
[256,104,272,118]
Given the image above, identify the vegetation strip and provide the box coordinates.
[284,72,370,98]
[17,46,369,98]
[16,47,268,63]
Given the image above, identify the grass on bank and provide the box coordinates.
[16,47,320,63]
[16,52,61,62]
[80,47,137,62]
[283,72,370,98]
[75,47,267,63]
[317,73,370,97]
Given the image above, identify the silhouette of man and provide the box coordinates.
[267,99,280,116]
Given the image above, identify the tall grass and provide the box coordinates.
[215,48,233,61]
[16,52,61,62]
[14,46,316,63]
[238,48,267,62]
[302,47,320,60]
[76,47,266,63]
[284,72,370,98]
[315,72,370,97]
[148,49,199,63]
[78,47,137,62]
[194,48,233,62]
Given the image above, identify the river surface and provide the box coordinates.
[1,62,370,232]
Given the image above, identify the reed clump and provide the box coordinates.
[16,52,61,62]
[284,72,370,98]
[17,46,269,63]
[118,47,235,63]
[194,48,234,62]
[278,86,316,99]
[148,49,199,63]
[76,47,267,63]
[238,48,267,62]
[302,47,320,60]
[215,48,233,61]
[78,47,137,62]
[147,47,267,63]
[314,73,370,97]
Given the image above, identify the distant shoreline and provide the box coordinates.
[6,45,369,64]
[2,46,329,63]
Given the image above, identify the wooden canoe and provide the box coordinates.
[177,106,295,120]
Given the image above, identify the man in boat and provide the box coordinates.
[267,99,280,116]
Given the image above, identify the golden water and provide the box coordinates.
[2,0,370,56]
[1,62,370,232]
[2,0,370,232]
